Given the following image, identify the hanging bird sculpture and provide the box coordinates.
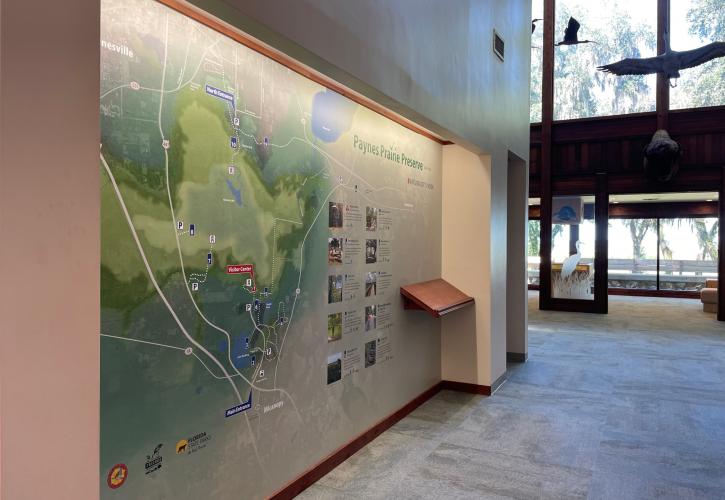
[643,130,681,183]
[556,17,598,46]
[532,18,542,34]
[598,40,725,79]
[561,241,583,279]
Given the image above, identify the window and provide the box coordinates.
[608,217,718,291]
[608,219,658,290]
[528,219,541,285]
[659,218,718,291]
[670,0,725,109]
[554,0,657,120]
[530,0,544,123]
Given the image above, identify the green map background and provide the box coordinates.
[101,0,442,497]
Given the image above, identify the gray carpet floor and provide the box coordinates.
[298,293,725,499]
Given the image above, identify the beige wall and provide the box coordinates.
[441,145,504,386]
[0,1,100,499]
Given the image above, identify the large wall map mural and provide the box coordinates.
[100,0,442,497]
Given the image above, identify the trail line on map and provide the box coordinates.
[154,14,302,432]
[101,152,244,405]
[100,333,252,383]
[153,16,265,474]
[273,182,343,387]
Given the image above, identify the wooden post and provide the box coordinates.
[595,173,609,314]
[656,0,670,130]
[719,166,725,321]
[539,0,555,310]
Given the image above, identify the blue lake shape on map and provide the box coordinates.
[230,335,253,370]
[226,179,243,206]
[311,89,357,143]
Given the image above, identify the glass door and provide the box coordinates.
[551,196,596,300]
[542,188,607,313]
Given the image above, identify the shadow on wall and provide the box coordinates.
[441,305,479,384]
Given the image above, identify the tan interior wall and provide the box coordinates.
[0,1,100,499]
[441,144,497,386]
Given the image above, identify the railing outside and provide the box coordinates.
[527,258,717,291]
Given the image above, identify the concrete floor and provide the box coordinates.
[299,293,725,499]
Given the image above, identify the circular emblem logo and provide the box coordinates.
[175,439,189,454]
[107,463,128,489]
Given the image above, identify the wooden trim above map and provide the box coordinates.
[156,0,450,145]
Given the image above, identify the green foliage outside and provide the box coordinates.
[672,0,725,108]
[531,0,725,122]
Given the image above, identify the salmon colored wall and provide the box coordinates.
[0,1,100,498]
[441,145,500,386]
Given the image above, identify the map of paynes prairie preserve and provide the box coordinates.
[100,0,441,497]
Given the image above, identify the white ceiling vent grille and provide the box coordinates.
[493,30,505,61]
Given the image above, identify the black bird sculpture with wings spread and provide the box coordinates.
[598,40,725,79]
[556,17,597,46]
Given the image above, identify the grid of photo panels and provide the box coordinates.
[326,199,387,384]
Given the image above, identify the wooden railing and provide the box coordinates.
[527,258,717,291]
[608,258,717,275]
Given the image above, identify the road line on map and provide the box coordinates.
[101,334,186,351]
[101,152,244,404]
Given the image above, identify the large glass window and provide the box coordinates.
[608,217,719,291]
[530,0,544,123]
[608,219,658,290]
[528,219,541,285]
[670,0,725,109]
[659,218,719,291]
[554,0,657,120]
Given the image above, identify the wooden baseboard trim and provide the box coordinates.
[269,381,443,499]
[507,352,528,363]
[270,377,498,498]
[440,380,492,396]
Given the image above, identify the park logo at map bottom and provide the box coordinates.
[107,463,128,489]
[145,443,163,475]
[176,432,212,455]
[175,439,189,454]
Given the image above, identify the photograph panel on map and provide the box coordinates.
[328,236,343,265]
[328,274,343,304]
[364,340,377,368]
[329,202,344,228]
[327,312,342,342]
[366,206,378,231]
[365,271,377,297]
[365,305,377,332]
[365,239,377,264]
[327,352,342,384]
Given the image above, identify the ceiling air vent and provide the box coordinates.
[493,30,505,61]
